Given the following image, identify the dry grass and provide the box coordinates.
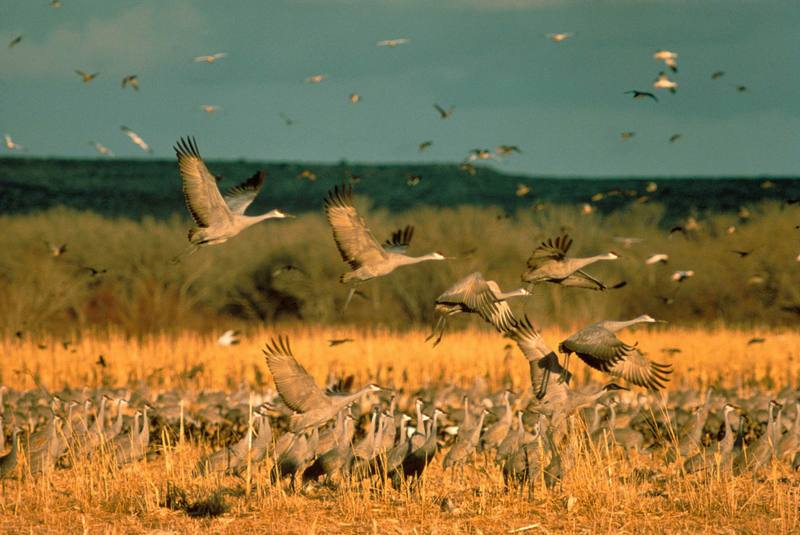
[1,328,799,533]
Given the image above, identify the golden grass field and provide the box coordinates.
[1,327,799,534]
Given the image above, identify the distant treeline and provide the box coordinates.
[1,158,798,225]
[1,200,798,337]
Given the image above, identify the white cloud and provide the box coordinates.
[0,2,206,79]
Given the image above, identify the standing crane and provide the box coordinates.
[521,234,621,290]
[173,137,291,260]
[324,183,448,309]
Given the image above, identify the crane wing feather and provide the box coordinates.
[324,184,388,270]
[224,170,265,215]
[382,225,415,254]
[263,336,331,413]
[174,137,232,228]
[525,234,572,270]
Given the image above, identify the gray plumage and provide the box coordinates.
[173,137,290,257]
[559,316,672,391]
[324,183,446,308]
[427,272,526,346]
[262,336,381,432]
[521,234,618,290]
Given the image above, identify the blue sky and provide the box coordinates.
[1,0,798,176]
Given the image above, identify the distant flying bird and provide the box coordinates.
[328,338,355,347]
[46,242,67,257]
[121,74,139,91]
[3,133,25,151]
[671,270,694,282]
[406,175,421,187]
[547,32,574,42]
[8,35,22,48]
[49,0,62,7]
[516,184,530,197]
[297,169,317,182]
[613,237,642,248]
[581,203,593,215]
[646,182,658,192]
[418,140,433,152]
[669,134,683,143]
[173,137,291,257]
[75,70,99,83]
[376,38,410,48]
[120,126,151,153]
[468,148,494,161]
[653,50,678,72]
[272,264,307,277]
[349,93,361,104]
[194,52,227,63]
[624,90,658,102]
[433,103,454,119]
[653,72,678,93]
[496,145,522,156]
[279,113,295,126]
[711,71,725,80]
[620,132,635,141]
[324,183,448,308]
[731,249,752,258]
[747,337,766,346]
[459,163,477,176]
[217,330,240,346]
[90,141,113,156]
[645,254,669,265]
[305,74,326,84]
[735,85,747,93]
[200,104,222,113]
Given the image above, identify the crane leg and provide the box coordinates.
[536,368,551,400]
[557,353,571,384]
[425,316,445,344]
[342,286,356,311]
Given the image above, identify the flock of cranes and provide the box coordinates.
[4,133,797,497]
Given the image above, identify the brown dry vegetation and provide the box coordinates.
[1,327,799,534]
[2,201,799,337]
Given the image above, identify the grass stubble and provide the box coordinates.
[0,327,799,534]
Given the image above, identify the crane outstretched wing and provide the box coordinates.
[174,137,232,228]
[224,171,265,215]
[263,336,330,413]
[559,270,608,290]
[382,225,414,254]
[324,183,387,270]
[525,234,573,270]
[604,349,672,390]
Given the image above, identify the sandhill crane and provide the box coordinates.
[75,69,99,83]
[558,315,672,391]
[684,403,739,473]
[172,137,291,259]
[194,52,226,63]
[506,315,571,401]
[4,133,25,151]
[645,254,669,265]
[121,74,139,91]
[274,427,319,490]
[434,103,454,119]
[427,272,527,346]
[305,74,326,84]
[217,330,240,346]
[324,183,447,309]
[197,412,264,475]
[521,234,619,290]
[302,413,356,484]
[8,35,22,48]
[625,90,658,102]
[480,391,513,452]
[546,32,574,42]
[653,72,678,93]
[121,126,151,153]
[443,409,489,473]
[377,38,410,47]
[262,336,381,432]
[90,141,113,156]
[653,49,678,72]
[735,400,783,474]
[0,428,21,479]
[390,406,445,488]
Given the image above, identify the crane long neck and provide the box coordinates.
[601,318,651,333]
[416,403,424,432]
[396,253,441,267]
[398,419,408,445]
[494,288,528,300]
[564,254,616,272]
